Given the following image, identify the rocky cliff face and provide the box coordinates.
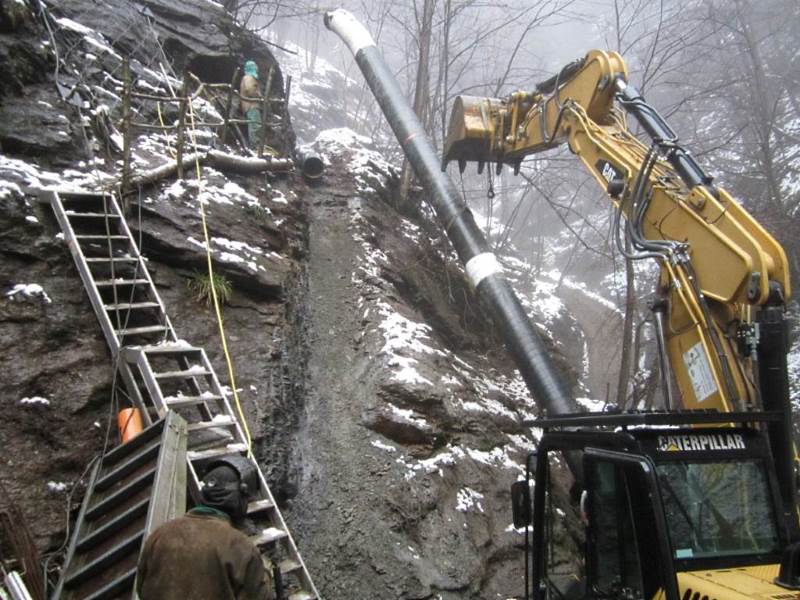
[0,2,585,597]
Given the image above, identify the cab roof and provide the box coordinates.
[524,409,784,430]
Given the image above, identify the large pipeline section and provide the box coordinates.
[324,10,580,428]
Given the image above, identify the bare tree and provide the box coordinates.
[399,0,436,200]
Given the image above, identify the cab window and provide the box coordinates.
[656,459,780,561]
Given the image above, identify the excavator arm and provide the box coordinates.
[443,49,791,416]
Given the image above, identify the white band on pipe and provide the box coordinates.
[324,9,376,55]
[466,252,502,288]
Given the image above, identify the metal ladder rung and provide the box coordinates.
[95,438,161,491]
[102,419,165,465]
[249,527,288,547]
[95,278,149,287]
[104,302,161,311]
[76,497,150,552]
[154,368,212,380]
[57,191,109,199]
[64,212,120,218]
[247,499,275,515]
[75,235,129,240]
[187,416,235,431]
[165,394,222,409]
[140,344,202,355]
[82,568,137,600]
[187,444,248,462]
[86,257,139,263]
[65,531,143,587]
[279,559,302,576]
[85,467,156,520]
[114,325,169,336]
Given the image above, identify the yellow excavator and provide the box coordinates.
[325,10,797,597]
[443,50,798,600]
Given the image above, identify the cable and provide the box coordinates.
[185,99,253,457]
[41,453,100,595]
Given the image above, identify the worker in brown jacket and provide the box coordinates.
[240,60,262,148]
[136,457,273,600]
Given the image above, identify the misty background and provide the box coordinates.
[238,0,799,407]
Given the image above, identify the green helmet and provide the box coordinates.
[244,60,258,78]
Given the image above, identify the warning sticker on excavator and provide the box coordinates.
[682,342,717,403]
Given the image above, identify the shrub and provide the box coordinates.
[187,271,232,306]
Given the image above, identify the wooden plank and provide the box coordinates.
[143,412,188,536]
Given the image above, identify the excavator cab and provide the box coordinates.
[513,411,793,600]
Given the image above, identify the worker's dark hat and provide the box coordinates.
[204,455,259,498]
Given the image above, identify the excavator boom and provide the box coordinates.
[443,50,791,419]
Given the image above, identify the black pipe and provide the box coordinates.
[324,10,578,426]
[296,147,325,179]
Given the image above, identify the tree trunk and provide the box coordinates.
[439,0,452,146]
[735,0,783,212]
[400,0,435,200]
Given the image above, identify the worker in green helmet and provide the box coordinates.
[240,60,262,149]
[136,458,274,600]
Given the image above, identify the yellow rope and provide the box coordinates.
[185,98,253,457]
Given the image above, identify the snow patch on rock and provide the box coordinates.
[4,283,52,304]
[456,487,485,513]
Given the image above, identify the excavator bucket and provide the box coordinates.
[442,95,505,170]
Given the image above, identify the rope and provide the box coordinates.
[185,98,253,457]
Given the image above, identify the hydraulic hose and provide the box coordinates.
[615,78,715,193]
[324,10,579,423]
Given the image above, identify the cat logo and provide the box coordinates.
[657,433,746,452]
[596,160,623,184]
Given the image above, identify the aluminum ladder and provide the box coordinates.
[41,189,319,600]
[53,412,188,600]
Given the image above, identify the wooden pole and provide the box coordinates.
[258,66,274,157]
[282,74,292,154]
[221,66,240,146]
[127,151,293,187]
[176,71,189,179]
[121,58,132,214]
[400,0,435,201]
